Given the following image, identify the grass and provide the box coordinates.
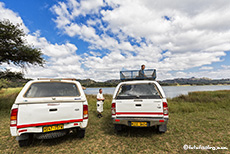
[0,88,229,153]
[0,88,22,116]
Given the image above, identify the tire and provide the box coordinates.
[77,129,85,138]
[157,124,167,133]
[18,134,33,147]
[114,124,123,133]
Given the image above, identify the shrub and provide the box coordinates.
[0,79,9,89]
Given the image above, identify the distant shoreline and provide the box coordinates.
[2,77,230,89]
[85,83,230,88]
[160,83,230,86]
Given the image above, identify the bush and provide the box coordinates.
[0,79,9,89]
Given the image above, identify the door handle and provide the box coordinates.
[49,108,58,112]
[136,104,142,106]
[134,100,143,102]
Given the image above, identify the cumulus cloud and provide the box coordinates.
[1,0,230,81]
[199,66,213,70]
[221,65,230,69]
[50,0,230,80]
[0,2,28,33]
[0,2,84,79]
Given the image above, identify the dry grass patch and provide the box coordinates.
[0,89,229,153]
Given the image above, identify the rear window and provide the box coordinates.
[24,82,80,97]
[116,83,162,99]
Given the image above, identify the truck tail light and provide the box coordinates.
[163,102,168,116]
[10,108,18,127]
[111,103,116,115]
[83,105,88,119]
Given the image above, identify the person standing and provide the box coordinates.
[97,88,105,118]
[139,64,147,78]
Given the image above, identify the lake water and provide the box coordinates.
[84,85,230,98]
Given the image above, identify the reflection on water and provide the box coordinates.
[84,85,230,98]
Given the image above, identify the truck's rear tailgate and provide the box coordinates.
[115,99,164,117]
[17,102,83,129]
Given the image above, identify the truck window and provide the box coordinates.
[24,82,80,97]
[116,83,162,99]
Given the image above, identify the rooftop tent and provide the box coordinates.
[120,69,156,81]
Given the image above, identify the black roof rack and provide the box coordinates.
[120,69,156,81]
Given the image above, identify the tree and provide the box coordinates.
[0,69,23,80]
[0,78,9,89]
[0,69,30,89]
[0,19,45,67]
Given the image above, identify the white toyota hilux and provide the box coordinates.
[111,80,169,133]
[10,79,88,147]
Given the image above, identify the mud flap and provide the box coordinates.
[158,124,167,133]
[16,133,30,141]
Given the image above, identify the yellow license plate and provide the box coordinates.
[43,124,64,133]
[131,122,147,127]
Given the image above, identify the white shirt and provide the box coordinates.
[97,93,104,103]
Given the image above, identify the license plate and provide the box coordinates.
[131,122,148,127]
[43,124,64,133]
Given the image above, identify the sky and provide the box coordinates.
[0,0,230,81]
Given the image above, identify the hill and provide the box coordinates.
[1,69,230,88]
[158,77,230,86]
[77,77,230,87]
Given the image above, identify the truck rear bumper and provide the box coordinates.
[112,117,168,127]
[10,119,88,137]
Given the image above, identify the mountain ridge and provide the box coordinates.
[76,77,230,87]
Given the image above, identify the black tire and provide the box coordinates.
[18,134,33,147]
[77,129,85,138]
[114,124,123,133]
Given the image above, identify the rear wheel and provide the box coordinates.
[18,134,33,147]
[77,129,85,138]
[114,124,123,133]
[157,124,167,133]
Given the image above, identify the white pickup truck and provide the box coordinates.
[111,80,168,133]
[10,79,88,147]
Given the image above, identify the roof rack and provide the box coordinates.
[37,78,77,81]
[120,69,156,81]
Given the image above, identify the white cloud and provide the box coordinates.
[51,0,104,27]
[23,32,85,79]
[199,66,213,70]
[1,1,230,81]
[51,0,230,81]
[0,2,84,79]
[0,2,29,33]
[221,65,230,69]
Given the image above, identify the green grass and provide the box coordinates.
[0,88,22,116]
[0,88,229,153]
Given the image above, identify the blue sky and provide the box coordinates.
[0,0,230,81]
